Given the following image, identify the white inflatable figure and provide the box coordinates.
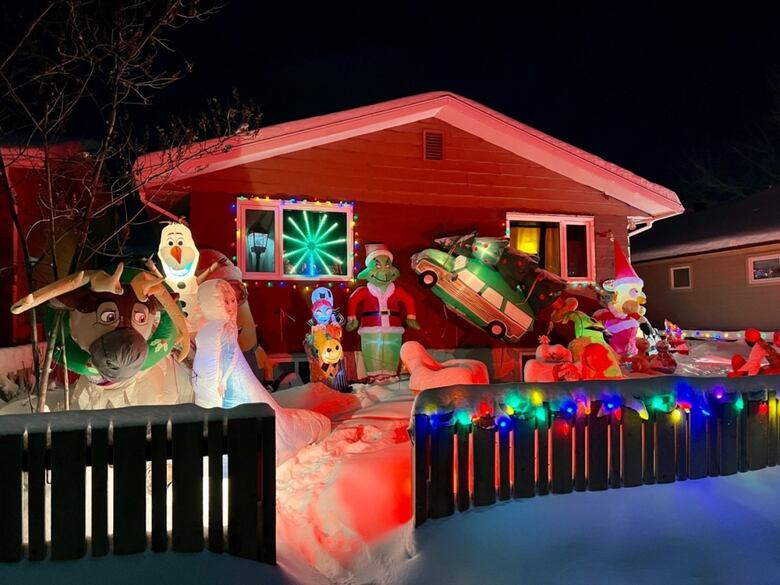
[193,279,330,464]
[400,341,489,393]
[154,222,223,333]
[158,222,200,294]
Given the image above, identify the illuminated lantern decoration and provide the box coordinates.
[347,243,419,379]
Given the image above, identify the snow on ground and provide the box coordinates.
[393,467,780,585]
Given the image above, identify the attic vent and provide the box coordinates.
[424,131,443,160]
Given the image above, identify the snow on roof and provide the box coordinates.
[632,188,780,262]
[134,91,682,219]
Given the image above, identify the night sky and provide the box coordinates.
[8,2,780,206]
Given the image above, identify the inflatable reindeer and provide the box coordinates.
[11,263,191,408]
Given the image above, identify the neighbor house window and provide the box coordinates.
[670,265,692,290]
[506,213,595,280]
[237,197,353,280]
[747,253,780,285]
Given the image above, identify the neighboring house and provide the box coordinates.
[633,188,780,331]
[134,91,682,361]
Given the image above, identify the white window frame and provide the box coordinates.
[747,253,780,286]
[237,197,354,281]
[505,212,595,281]
[669,265,692,290]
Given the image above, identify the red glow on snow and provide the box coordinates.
[334,442,412,543]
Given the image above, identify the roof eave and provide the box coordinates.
[134,91,682,219]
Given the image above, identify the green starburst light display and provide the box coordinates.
[282,209,348,277]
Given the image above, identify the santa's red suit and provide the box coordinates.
[347,282,416,333]
[593,307,640,357]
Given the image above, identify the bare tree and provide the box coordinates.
[0,0,262,411]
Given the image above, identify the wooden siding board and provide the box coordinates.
[27,430,47,560]
[0,433,23,561]
[113,424,147,555]
[90,425,109,557]
[51,427,87,560]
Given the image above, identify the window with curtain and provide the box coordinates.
[507,214,594,280]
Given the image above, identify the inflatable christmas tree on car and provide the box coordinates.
[412,233,567,342]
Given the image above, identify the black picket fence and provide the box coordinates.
[0,403,275,563]
[412,376,780,526]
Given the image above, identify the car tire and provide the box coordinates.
[486,320,507,339]
[418,270,438,288]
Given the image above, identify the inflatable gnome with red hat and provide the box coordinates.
[347,243,420,379]
[593,239,648,358]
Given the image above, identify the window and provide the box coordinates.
[747,253,780,285]
[237,197,354,280]
[670,266,692,290]
[506,213,595,280]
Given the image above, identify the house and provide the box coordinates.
[132,92,682,378]
[3,92,682,379]
[632,188,780,331]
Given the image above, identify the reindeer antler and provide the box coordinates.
[10,264,125,315]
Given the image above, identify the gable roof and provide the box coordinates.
[632,187,780,262]
[134,91,682,220]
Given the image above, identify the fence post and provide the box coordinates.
[0,433,23,562]
[689,407,708,480]
[676,410,688,481]
[739,393,749,472]
[113,422,147,555]
[413,414,430,526]
[429,419,455,518]
[643,409,656,484]
[551,413,572,494]
[513,416,535,498]
[655,411,676,484]
[27,430,47,560]
[747,396,768,471]
[588,402,608,491]
[622,408,643,487]
[260,412,276,564]
[768,391,778,467]
[51,427,87,560]
[609,411,621,489]
[207,416,225,554]
[574,410,587,492]
[472,418,496,506]
[456,421,470,511]
[498,419,511,500]
[228,415,260,559]
[91,423,110,557]
[721,399,739,475]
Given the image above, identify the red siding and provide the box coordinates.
[182,119,633,353]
